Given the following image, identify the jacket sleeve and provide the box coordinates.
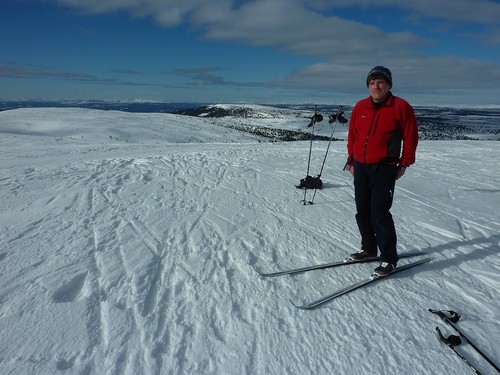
[399,103,418,167]
[346,104,358,166]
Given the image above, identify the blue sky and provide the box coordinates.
[1,0,500,106]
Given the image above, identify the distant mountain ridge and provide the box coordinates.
[0,100,205,113]
[174,104,300,118]
[1,101,499,140]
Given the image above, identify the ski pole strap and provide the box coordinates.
[436,327,483,375]
[436,327,462,346]
[429,308,461,323]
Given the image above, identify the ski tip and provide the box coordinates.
[252,265,266,276]
[290,299,311,310]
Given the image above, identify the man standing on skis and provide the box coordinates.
[345,66,418,277]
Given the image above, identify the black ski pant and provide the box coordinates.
[353,161,399,265]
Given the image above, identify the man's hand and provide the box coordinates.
[396,166,406,180]
[349,165,355,177]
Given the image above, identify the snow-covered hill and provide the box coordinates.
[0,107,499,374]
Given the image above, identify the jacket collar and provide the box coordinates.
[367,91,393,109]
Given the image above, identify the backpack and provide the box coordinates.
[296,175,323,189]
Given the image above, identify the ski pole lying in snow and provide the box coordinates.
[429,309,500,373]
[435,327,482,375]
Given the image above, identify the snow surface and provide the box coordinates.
[0,107,499,375]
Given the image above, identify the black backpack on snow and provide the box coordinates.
[296,175,323,190]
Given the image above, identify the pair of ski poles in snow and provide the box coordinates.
[430,309,500,374]
[300,105,347,205]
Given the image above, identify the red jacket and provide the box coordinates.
[347,92,418,167]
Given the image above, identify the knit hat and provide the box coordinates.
[366,66,392,87]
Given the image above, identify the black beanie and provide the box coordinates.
[366,66,392,87]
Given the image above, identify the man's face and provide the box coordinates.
[368,78,391,102]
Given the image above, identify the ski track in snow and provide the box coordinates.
[0,108,499,375]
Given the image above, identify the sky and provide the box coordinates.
[1,0,500,106]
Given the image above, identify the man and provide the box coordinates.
[345,66,418,276]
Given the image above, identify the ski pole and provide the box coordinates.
[301,105,321,205]
[305,105,317,178]
[308,106,343,204]
[429,309,500,373]
[435,327,482,375]
[317,106,342,177]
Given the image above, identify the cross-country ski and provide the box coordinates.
[291,257,433,310]
[254,251,428,277]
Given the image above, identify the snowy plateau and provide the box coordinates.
[0,104,499,375]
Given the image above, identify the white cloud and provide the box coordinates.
[315,0,500,24]
[55,0,204,25]
[272,55,500,92]
[46,0,500,99]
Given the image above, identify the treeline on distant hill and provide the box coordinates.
[178,105,500,141]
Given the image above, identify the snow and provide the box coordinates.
[0,107,499,375]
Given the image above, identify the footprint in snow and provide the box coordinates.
[51,272,89,303]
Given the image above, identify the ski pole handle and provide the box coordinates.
[436,327,482,375]
[430,309,500,372]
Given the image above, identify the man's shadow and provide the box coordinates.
[419,233,500,273]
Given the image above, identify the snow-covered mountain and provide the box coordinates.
[3,101,500,141]
[0,106,499,374]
